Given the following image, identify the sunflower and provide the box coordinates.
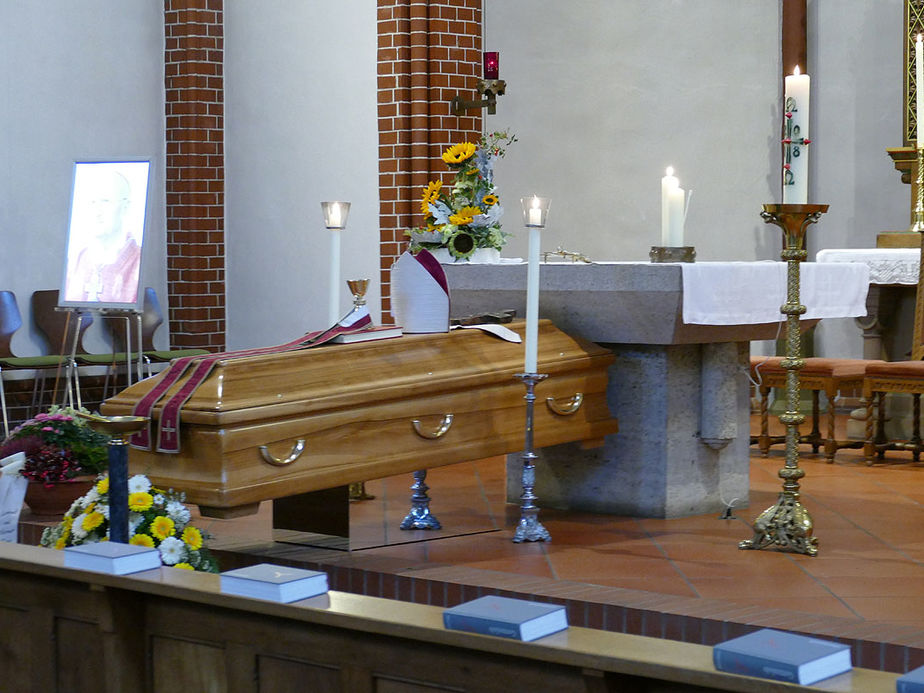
[181,525,203,551]
[482,194,498,206]
[420,180,442,215]
[441,142,476,165]
[150,515,176,541]
[447,230,476,259]
[130,533,156,548]
[128,491,154,512]
[448,206,482,226]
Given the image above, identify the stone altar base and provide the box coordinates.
[506,342,751,518]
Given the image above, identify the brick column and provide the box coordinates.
[164,0,226,351]
[377,0,483,321]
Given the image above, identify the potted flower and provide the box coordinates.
[0,407,109,515]
[41,473,219,572]
[406,130,517,262]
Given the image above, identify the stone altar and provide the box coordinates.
[443,261,869,518]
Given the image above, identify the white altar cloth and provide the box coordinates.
[816,248,919,285]
[680,261,870,325]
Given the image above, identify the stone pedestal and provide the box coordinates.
[443,262,827,519]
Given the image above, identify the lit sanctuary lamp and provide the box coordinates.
[514,196,551,543]
[321,201,350,325]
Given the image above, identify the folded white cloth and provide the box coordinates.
[816,247,919,285]
[391,250,451,333]
[680,261,869,325]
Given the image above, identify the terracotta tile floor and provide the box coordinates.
[199,414,924,620]
[195,413,924,670]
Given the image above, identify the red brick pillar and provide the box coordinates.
[164,0,226,351]
[377,0,483,321]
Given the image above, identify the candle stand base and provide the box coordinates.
[513,372,551,543]
[399,469,442,530]
[738,203,827,557]
[649,246,696,263]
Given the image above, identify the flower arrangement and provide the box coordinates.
[0,407,108,487]
[40,473,219,572]
[407,130,517,260]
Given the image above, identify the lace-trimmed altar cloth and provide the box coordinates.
[816,247,919,286]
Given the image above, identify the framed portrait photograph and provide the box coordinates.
[59,160,151,311]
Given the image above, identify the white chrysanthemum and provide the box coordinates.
[152,494,165,507]
[158,536,185,565]
[99,503,110,520]
[128,474,152,494]
[71,514,88,539]
[129,512,144,534]
[166,500,191,526]
[82,487,100,504]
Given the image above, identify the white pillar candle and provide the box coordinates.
[917,35,923,147]
[783,65,810,204]
[328,229,341,325]
[524,226,541,373]
[660,167,679,246]
[667,184,685,247]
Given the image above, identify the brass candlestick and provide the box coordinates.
[739,203,828,557]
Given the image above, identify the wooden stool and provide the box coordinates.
[751,356,871,462]
[863,360,924,464]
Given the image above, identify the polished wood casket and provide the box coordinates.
[103,320,619,518]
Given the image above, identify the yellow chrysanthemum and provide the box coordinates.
[448,206,482,226]
[420,180,443,215]
[54,536,67,550]
[128,491,154,512]
[181,526,203,551]
[96,477,109,494]
[85,502,95,513]
[442,142,476,165]
[83,511,104,532]
[173,562,194,570]
[482,194,498,206]
[63,516,74,529]
[130,533,156,548]
[150,515,176,541]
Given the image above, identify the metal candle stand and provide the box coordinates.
[739,203,828,556]
[513,372,550,543]
[77,413,149,543]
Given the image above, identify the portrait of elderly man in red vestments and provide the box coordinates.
[63,166,142,305]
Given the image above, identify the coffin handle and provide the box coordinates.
[259,439,306,466]
[546,392,584,416]
[412,414,454,439]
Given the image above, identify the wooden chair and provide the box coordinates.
[135,287,209,363]
[751,356,874,462]
[0,291,76,436]
[863,360,924,464]
[31,289,95,410]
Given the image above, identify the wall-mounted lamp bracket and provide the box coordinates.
[450,79,507,116]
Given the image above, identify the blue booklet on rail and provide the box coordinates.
[713,628,851,685]
[897,664,924,692]
[442,595,567,642]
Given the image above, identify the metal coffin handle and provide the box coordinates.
[259,439,306,466]
[412,414,454,439]
[546,392,584,416]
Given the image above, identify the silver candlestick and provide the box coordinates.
[513,372,550,543]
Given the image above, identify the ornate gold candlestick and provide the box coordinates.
[739,203,828,557]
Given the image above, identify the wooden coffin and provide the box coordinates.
[102,320,618,517]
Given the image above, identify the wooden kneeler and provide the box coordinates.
[751,356,874,462]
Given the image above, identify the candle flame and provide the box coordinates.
[793,65,801,76]
[665,166,674,176]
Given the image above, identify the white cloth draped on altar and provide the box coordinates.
[680,261,870,325]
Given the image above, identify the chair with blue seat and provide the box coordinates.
[0,291,76,437]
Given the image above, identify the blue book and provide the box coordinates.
[64,542,161,575]
[713,628,851,685]
[897,664,924,693]
[443,595,568,642]
[220,563,328,603]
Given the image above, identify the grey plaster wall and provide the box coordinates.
[0,1,167,355]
